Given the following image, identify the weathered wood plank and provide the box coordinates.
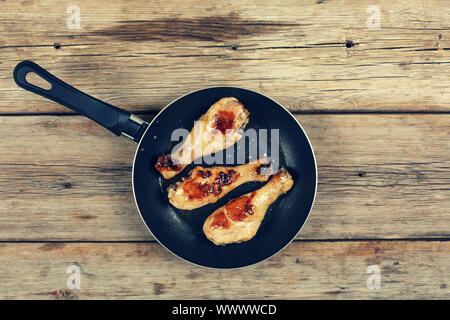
[1,0,449,113]
[0,114,448,241]
[0,241,448,299]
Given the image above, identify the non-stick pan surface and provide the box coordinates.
[133,87,317,269]
[13,61,317,269]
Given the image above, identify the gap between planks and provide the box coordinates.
[0,238,449,244]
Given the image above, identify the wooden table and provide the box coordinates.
[0,0,449,299]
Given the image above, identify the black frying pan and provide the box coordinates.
[13,60,317,269]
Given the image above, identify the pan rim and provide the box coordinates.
[131,86,318,270]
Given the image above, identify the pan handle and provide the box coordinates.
[13,60,148,142]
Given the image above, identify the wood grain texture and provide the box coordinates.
[0,114,448,241]
[1,0,449,300]
[1,0,450,113]
[0,241,448,299]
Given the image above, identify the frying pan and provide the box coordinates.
[13,60,317,269]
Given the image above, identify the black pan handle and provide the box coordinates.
[13,60,148,142]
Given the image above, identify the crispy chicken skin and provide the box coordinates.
[168,158,275,210]
[203,168,294,245]
[155,97,250,179]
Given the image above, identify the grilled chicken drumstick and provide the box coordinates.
[168,158,275,210]
[203,168,294,245]
[155,97,250,179]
